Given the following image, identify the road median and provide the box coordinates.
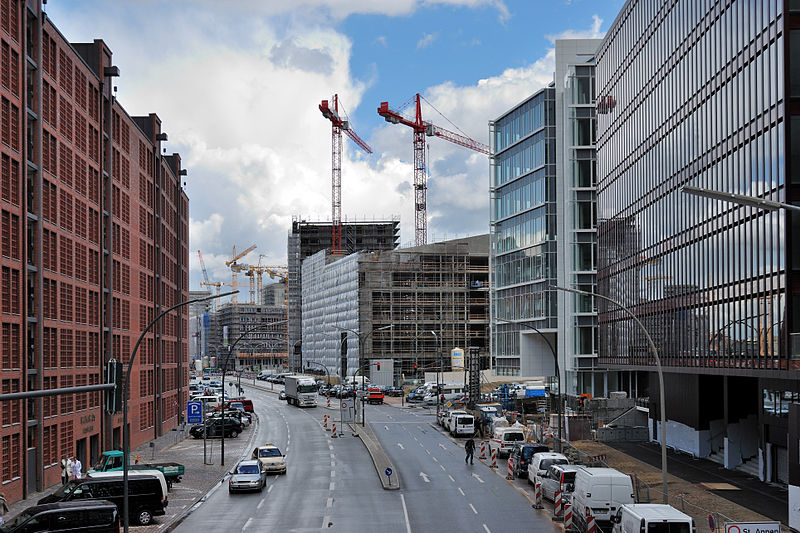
[350,422,400,490]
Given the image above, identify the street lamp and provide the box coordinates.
[122,290,236,533]
[496,319,561,452]
[220,319,288,466]
[331,324,393,425]
[681,185,800,212]
[549,284,668,505]
[430,330,442,416]
[306,360,331,387]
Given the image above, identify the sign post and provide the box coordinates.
[385,467,393,486]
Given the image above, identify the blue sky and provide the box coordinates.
[46,0,623,291]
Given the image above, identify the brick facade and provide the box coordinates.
[0,0,188,503]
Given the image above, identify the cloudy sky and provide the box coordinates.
[47,0,622,290]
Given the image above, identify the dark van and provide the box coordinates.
[38,473,166,525]
[1,500,119,532]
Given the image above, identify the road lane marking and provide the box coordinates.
[322,515,330,529]
[483,525,491,533]
[267,485,273,493]
[448,475,455,482]
[385,425,389,430]
[439,443,447,450]
[244,517,254,529]
[400,494,412,533]
[432,456,438,462]
[331,470,336,477]
[469,503,478,515]
[419,471,431,483]
[472,473,484,483]
[458,487,465,496]
[439,465,446,471]
[397,443,405,450]
[257,499,265,509]
[327,497,333,508]
[329,482,335,491]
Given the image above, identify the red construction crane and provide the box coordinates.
[319,95,373,254]
[378,93,489,246]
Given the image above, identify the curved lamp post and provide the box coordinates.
[123,290,236,533]
[549,284,668,505]
[331,324,393,425]
[496,319,561,452]
[220,319,288,465]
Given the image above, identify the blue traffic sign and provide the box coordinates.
[385,467,393,477]
[187,401,203,424]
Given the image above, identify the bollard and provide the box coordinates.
[479,441,487,460]
[327,396,331,408]
[564,503,573,531]
[490,446,498,468]
[553,490,563,520]
[506,457,514,479]
[532,478,543,509]
[323,414,329,429]
[586,508,596,533]
[332,422,338,438]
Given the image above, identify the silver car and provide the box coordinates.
[228,459,267,493]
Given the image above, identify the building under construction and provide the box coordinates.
[287,218,400,370]
[207,302,288,371]
[302,235,489,380]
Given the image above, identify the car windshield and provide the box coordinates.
[237,464,260,474]
[0,509,36,531]
[562,471,577,484]
[540,458,568,470]
[504,432,524,441]
[259,448,281,457]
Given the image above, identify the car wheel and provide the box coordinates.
[136,508,153,526]
[230,430,238,438]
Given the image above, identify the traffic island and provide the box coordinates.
[350,422,400,490]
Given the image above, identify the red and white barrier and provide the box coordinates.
[554,490,563,518]
[506,457,514,479]
[564,503,573,531]
[332,422,337,438]
[490,446,498,468]
[479,441,486,460]
[533,479,543,509]
[586,508,596,533]
[327,396,331,408]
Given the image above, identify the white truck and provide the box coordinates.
[611,504,694,533]
[284,376,318,407]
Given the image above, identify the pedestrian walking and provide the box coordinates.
[465,437,475,465]
[71,457,82,480]
[60,457,70,485]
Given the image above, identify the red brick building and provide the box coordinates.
[0,0,189,503]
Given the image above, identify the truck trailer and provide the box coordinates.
[284,375,318,407]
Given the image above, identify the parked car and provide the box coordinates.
[228,459,267,493]
[38,473,166,526]
[251,443,287,474]
[278,390,287,401]
[2,500,120,533]
[190,418,241,439]
[540,464,581,502]
[383,386,404,397]
[366,387,384,405]
[510,443,550,478]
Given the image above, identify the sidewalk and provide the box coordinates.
[570,439,791,531]
[4,419,259,530]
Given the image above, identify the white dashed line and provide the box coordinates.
[458,487,465,496]
[440,464,446,471]
[244,517,254,529]
[432,456,438,462]
[448,475,455,482]
[257,499,265,510]
[329,482,335,491]
[483,524,491,533]
[469,503,478,515]
[267,485,273,493]
[326,497,334,509]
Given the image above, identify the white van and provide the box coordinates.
[449,414,475,437]
[194,395,221,412]
[611,504,695,533]
[490,426,525,457]
[89,469,169,501]
[572,467,635,531]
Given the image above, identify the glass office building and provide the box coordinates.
[490,86,558,377]
[596,0,795,485]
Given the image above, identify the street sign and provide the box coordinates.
[385,467,393,477]
[724,523,780,533]
[187,401,203,424]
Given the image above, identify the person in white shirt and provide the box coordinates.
[71,457,82,480]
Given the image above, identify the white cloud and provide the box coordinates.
[546,14,604,42]
[417,33,438,49]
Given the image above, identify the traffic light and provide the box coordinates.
[376,362,381,371]
[105,358,123,414]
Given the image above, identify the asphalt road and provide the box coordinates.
[367,404,562,533]
[172,386,407,532]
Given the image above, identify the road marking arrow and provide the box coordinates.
[397,443,405,450]
[419,472,431,483]
[472,473,484,483]
[384,425,389,431]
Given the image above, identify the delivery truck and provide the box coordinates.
[284,375,318,407]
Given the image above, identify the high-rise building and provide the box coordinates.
[208,303,287,372]
[0,1,189,502]
[302,236,489,380]
[287,218,399,371]
[596,0,794,488]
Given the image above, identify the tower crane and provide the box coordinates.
[197,250,231,311]
[377,93,489,246]
[319,95,373,254]
[225,244,256,304]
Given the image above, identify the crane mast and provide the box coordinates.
[378,93,489,246]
